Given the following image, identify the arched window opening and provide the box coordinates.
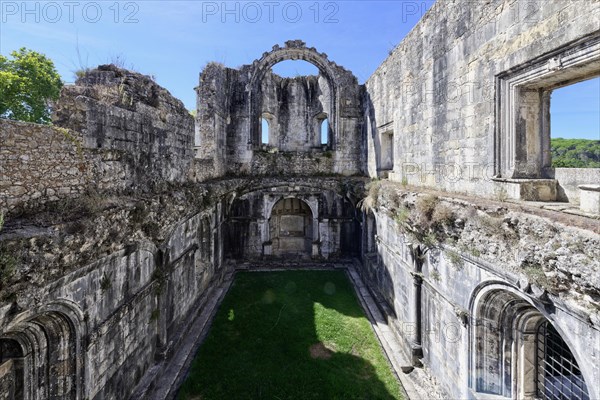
[261,118,269,145]
[320,118,329,145]
[0,338,22,361]
[472,287,592,400]
[536,321,590,400]
[0,338,24,400]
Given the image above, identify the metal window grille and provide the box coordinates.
[536,322,590,400]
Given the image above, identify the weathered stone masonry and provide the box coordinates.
[0,67,229,400]
[1,65,194,213]
[361,0,600,399]
[1,1,599,399]
[0,121,88,210]
[364,0,600,201]
[0,44,364,399]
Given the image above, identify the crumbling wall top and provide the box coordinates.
[246,39,357,91]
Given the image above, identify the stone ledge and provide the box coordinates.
[492,178,557,201]
[579,184,600,192]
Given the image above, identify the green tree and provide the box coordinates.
[0,48,63,124]
[551,138,600,168]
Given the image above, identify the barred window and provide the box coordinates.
[536,321,590,400]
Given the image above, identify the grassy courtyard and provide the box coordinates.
[177,270,404,400]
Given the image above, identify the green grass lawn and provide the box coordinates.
[177,270,404,400]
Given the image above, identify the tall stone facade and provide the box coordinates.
[0,1,599,399]
[365,0,600,201]
[0,66,229,400]
[360,0,600,398]
[194,40,363,178]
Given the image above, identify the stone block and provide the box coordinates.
[494,179,557,202]
[579,184,600,214]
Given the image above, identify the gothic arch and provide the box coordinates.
[247,40,339,91]
[468,282,591,400]
[265,195,318,223]
[247,40,339,149]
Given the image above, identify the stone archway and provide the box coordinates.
[268,198,313,258]
[0,300,85,400]
[469,283,592,400]
[247,40,339,149]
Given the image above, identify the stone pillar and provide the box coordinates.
[518,330,538,400]
[312,242,320,258]
[540,90,552,175]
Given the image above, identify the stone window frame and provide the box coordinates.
[0,300,86,400]
[379,129,394,172]
[495,34,600,179]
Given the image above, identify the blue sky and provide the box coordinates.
[0,0,435,109]
[551,77,600,140]
[1,0,598,140]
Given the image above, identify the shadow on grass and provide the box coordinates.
[177,270,403,400]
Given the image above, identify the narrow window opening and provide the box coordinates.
[261,118,269,145]
[320,118,329,145]
[380,131,394,171]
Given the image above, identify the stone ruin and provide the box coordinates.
[0,1,599,399]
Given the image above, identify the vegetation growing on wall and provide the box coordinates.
[364,180,599,300]
[551,138,600,168]
[387,191,456,248]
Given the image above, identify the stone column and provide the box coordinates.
[409,244,424,366]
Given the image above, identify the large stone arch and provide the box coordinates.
[0,300,85,400]
[247,40,339,149]
[468,282,592,400]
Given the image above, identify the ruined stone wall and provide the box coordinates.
[1,65,195,215]
[0,121,90,211]
[196,40,365,178]
[357,181,600,398]
[225,177,363,261]
[260,73,331,151]
[0,184,230,400]
[365,0,600,197]
[0,64,218,400]
[194,62,234,177]
[54,64,194,189]
[249,150,335,176]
